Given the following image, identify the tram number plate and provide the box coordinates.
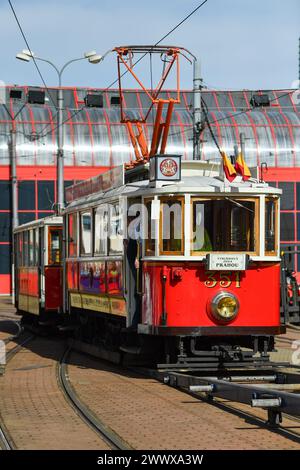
[207,254,247,271]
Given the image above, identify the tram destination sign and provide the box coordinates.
[207,254,248,271]
[65,165,124,202]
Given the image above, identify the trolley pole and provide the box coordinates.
[193,58,202,160]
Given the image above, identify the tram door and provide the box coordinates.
[126,198,142,327]
[44,226,62,311]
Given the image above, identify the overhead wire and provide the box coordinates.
[7,0,57,110]
[167,88,299,141]
[32,0,210,141]
[104,0,209,90]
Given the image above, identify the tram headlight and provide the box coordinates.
[210,292,239,322]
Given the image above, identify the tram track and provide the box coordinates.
[58,347,133,450]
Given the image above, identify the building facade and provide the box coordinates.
[0,86,299,294]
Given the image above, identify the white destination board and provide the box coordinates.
[207,254,247,271]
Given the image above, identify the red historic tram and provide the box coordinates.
[62,157,284,368]
[14,215,63,321]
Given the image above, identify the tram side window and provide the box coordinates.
[94,205,108,255]
[29,230,34,266]
[265,198,277,254]
[48,227,61,265]
[68,213,78,257]
[191,198,256,253]
[160,197,184,255]
[23,231,29,266]
[16,233,23,266]
[80,211,92,255]
[34,228,39,265]
[109,203,123,254]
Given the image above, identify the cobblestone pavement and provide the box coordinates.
[1,297,300,450]
[0,337,109,450]
[67,351,300,450]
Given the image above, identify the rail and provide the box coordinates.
[58,348,133,450]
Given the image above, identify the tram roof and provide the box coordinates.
[65,160,281,211]
[13,215,63,233]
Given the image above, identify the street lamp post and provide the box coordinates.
[16,50,103,213]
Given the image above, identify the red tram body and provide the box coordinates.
[61,158,284,367]
[142,262,280,330]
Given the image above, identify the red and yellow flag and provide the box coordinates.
[221,152,236,182]
[235,153,251,181]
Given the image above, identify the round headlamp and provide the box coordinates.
[210,292,239,322]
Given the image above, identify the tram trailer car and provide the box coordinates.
[13,216,63,322]
[63,157,284,368]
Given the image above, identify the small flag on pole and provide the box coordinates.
[235,153,251,181]
[221,152,236,182]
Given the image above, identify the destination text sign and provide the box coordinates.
[207,254,247,271]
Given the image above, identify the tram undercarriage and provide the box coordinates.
[67,306,278,370]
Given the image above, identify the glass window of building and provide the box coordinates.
[278,182,294,210]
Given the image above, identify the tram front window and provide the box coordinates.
[160,197,184,255]
[265,198,277,254]
[49,228,61,264]
[192,198,256,253]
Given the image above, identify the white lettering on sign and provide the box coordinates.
[207,254,246,271]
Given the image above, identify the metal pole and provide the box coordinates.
[56,81,64,214]
[193,58,202,160]
[10,129,18,230]
[10,128,18,304]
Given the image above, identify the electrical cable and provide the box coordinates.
[35,0,210,141]
[104,0,209,91]
[8,0,57,110]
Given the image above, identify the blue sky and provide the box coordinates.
[0,0,299,90]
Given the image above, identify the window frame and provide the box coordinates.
[108,201,123,255]
[67,212,78,258]
[190,196,260,256]
[48,226,62,265]
[144,197,156,256]
[159,196,185,256]
[80,210,93,256]
[94,204,108,256]
[265,197,279,256]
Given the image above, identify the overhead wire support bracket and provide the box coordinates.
[113,45,194,167]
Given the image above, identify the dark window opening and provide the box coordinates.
[192,198,256,253]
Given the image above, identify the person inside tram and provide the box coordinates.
[125,210,142,327]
